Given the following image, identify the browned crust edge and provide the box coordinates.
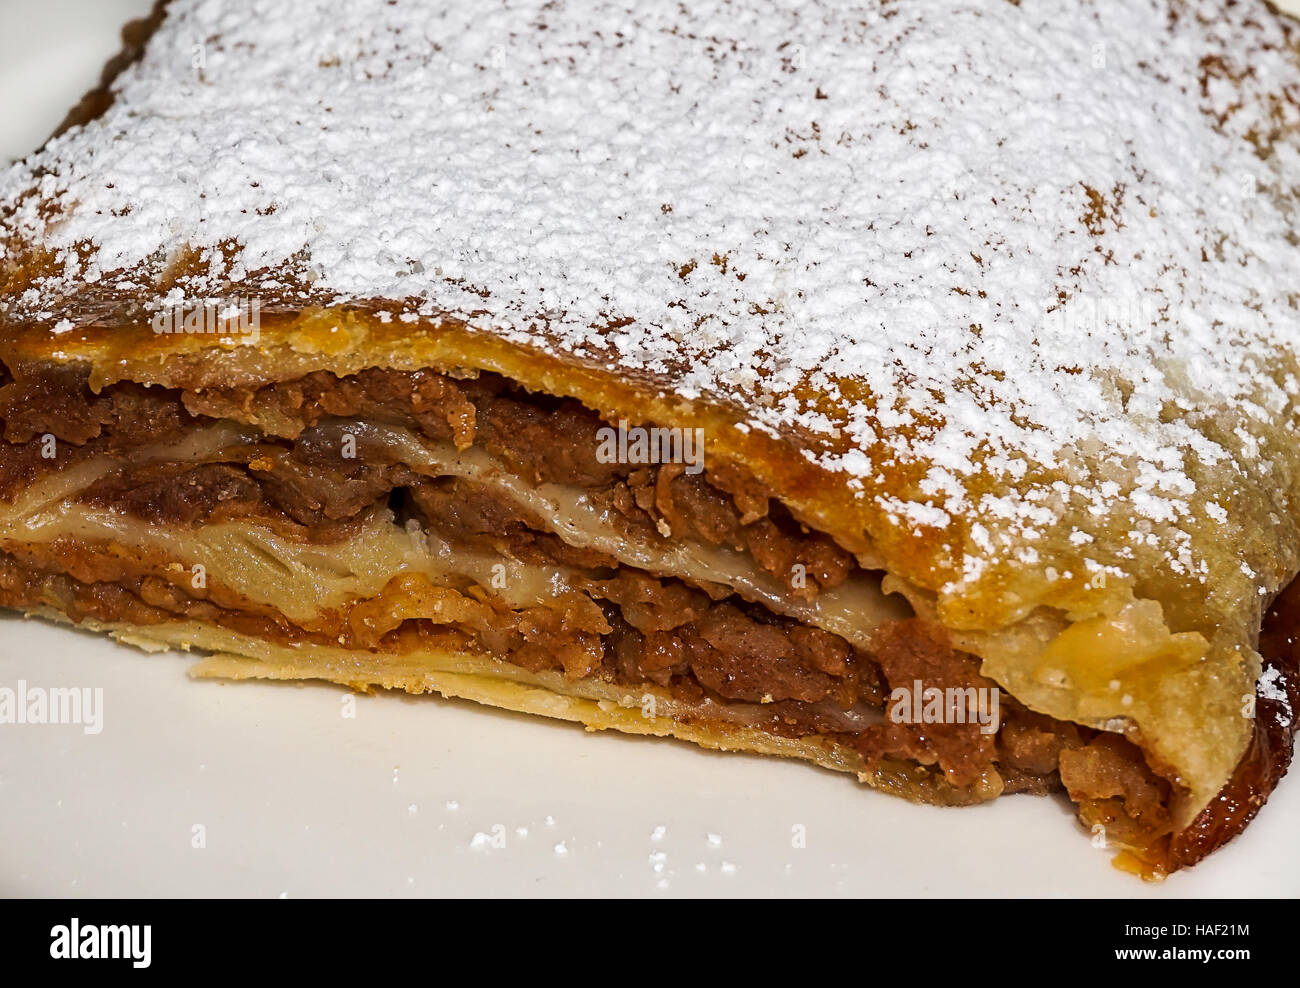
[45,0,172,148]
[1163,578,1300,871]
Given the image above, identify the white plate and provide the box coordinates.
[1,0,1297,898]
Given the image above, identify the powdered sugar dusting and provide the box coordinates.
[3,0,1299,610]
[1259,666,1293,728]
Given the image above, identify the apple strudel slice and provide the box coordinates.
[1,0,1298,875]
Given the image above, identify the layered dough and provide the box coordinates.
[1,356,1249,873]
[3,306,1274,836]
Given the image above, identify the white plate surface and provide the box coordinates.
[0,0,1296,898]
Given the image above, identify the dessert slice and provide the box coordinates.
[2,0,1298,874]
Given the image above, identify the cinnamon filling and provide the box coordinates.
[0,359,1244,863]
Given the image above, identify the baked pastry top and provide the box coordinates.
[2,0,1298,874]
